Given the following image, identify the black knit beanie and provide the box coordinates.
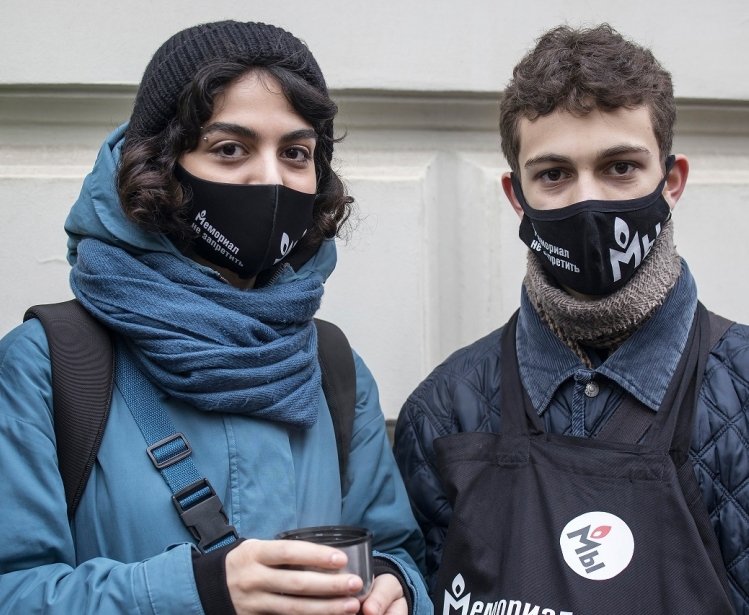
[126,20,332,159]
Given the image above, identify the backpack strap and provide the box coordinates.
[25,301,357,522]
[116,344,238,553]
[116,320,355,550]
[314,318,357,488]
[24,299,114,521]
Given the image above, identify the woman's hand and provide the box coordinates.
[226,538,363,614]
[361,573,408,615]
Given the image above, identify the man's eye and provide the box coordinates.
[540,169,564,182]
[611,162,635,175]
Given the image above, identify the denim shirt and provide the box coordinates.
[516,261,698,438]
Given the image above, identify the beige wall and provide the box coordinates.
[3,0,748,99]
[2,0,748,418]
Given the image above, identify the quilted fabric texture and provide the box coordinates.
[694,324,749,611]
[394,322,749,613]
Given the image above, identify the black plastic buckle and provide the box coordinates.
[172,479,238,552]
[146,433,192,470]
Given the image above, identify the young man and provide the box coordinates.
[394,24,748,614]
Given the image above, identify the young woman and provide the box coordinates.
[0,20,430,615]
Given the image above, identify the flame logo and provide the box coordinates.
[279,232,291,257]
[590,525,612,540]
[451,573,465,598]
[614,217,630,249]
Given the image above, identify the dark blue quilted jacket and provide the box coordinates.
[394,273,749,613]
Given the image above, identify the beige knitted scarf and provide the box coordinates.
[523,220,682,367]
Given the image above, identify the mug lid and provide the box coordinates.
[276,525,372,546]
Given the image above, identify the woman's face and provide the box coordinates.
[179,71,317,194]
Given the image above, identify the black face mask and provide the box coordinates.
[513,156,675,296]
[175,165,315,279]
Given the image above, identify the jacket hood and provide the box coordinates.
[64,124,337,283]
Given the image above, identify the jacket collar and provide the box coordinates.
[516,260,698,414]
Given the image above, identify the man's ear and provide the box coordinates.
[664,154,689,210]
[501,172,524,220]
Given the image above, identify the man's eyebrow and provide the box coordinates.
[523,145,652,169]
[201,123,317,142]
[524,153,573,169]
[597,144,651,158]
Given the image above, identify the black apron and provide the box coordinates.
[433,305,734,615]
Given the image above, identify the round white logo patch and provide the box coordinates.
[559,511,634,580]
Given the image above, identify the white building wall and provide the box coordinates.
[2,0,748,418]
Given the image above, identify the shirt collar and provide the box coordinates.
[517,260,697,414]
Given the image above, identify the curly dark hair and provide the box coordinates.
[117,61,353,250]
[499,24,675,174]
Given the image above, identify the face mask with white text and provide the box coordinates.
[513,155,675,296]
[176,164,315,279]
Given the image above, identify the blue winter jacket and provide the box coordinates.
[0,126,432,614]
[395,265,749,613]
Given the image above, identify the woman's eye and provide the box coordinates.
[282,146,311,162]
[207,141,247,159]
[216,143,244,158]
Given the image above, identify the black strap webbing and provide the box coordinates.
[588,306,736,597]
[595,309,734,444]
[24,300,114,520]
[25,301,357,520]
[314,317,357,487]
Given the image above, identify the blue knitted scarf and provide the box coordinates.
[70,238,324,428]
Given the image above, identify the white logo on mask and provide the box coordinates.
[273,229,307,265]
[609,217,661,282]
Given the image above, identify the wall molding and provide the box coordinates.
[1,85,748,138]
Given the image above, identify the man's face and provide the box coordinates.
[510,106,672,211]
